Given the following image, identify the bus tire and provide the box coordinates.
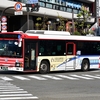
[81,59,90,71]
[39,61,50,74]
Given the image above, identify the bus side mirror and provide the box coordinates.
[76,50,81,55]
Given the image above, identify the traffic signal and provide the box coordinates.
[31,3,40,12]
[26,3,40,12]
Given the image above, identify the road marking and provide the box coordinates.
[0,80,39,100]
[56,75,79,80]
[28,75,47,80]
[0,96,38,100]
[13,76,30,80]
[0,77,13,81]
[84,74,100,79]
[69,74,93,80]
[0,91,28,94]
[0,94,33,97]
[41,75,63,80]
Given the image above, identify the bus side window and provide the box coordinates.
[67,44,73,55]
[39,47,44,55]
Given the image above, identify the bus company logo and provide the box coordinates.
[5,58,8,62]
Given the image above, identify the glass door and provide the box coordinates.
[24,41,37,70]
[65,42,76,69]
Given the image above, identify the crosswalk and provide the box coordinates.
[0,74,100,81]
[0,80,38,100]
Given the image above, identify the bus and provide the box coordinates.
[0,30,100,74]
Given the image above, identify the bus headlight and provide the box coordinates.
[15,62,22,67]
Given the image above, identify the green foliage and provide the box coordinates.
[57,13,67,31]
[73,31,80,35]
[35,14,48,30]
[74,7,91,35]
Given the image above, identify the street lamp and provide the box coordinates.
[47,21,51,31]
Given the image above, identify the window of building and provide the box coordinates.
[67,8,72,13]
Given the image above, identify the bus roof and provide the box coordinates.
[25,30,100,41]
[1,30,100,41]
[25,30,71,35]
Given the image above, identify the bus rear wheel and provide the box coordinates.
[81,59,90,71]
[39,61,50,74]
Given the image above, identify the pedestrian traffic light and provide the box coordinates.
[26,3,40,12]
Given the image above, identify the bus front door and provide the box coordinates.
[65,42,76,70]
[24,42,37,71]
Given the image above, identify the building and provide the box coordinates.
[0,0,96,32]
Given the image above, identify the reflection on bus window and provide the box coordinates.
[0,40,22,58]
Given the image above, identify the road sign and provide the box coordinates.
[2,25,7,30]
[1,16,7,22]
[26,0,38,4]
[14,11,23,15]
[14,2,22,11]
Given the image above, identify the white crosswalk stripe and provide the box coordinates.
[82,74,100,79]
[56,75,79,80]
[0,80,38,100]
[13,76,30,80]
[1,74,100,81]
[69,74,93,80]
[41,75,63,80]
[28,75,47,80]
[0,77,13,81]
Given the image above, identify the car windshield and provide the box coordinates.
[0,40,22,58]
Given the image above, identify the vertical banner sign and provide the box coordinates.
[1,16,7,32]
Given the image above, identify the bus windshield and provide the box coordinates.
[0,40,22,58]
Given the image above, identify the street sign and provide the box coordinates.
[14,2,22,11]
[26,0,38,4]
[1,16,7,22]
[2,25,7,30]
[14,11,23,15]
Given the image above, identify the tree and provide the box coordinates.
[56,13,67,31]
[74,6,92,35]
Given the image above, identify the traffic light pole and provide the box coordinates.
[0,4,40,31]
[27,11,29,30]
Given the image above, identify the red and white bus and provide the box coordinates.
[0,30,100,73]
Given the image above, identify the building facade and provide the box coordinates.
[0,0,96,32]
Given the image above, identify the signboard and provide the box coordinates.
[14,2,22,11]
[2,25,7,30]
[26,0,38,4]
[14,11,23,15]
[1,16,7,22]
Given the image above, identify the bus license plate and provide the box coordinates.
[2,66,8,71]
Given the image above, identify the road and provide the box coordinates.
[0,69,100,100]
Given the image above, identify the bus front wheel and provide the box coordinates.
[39,61,50,74]
[81,59,90,71]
